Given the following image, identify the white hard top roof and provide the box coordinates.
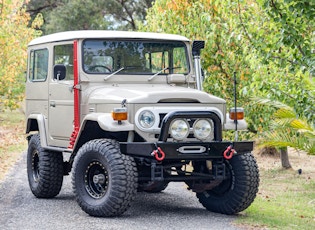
[28,30,190,46]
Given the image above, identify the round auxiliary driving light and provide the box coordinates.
[193,119,213,140]
[169,119,189,141]
[139,110,155,128]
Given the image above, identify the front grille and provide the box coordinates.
[158,113,167,127]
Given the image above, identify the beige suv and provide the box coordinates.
[25,30,259,217]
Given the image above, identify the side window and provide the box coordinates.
[54,44,74,80]
[29,49,48,81]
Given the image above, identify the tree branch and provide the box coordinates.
[25,2,62,17]
[119,0,136,29]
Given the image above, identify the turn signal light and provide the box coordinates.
[229,107,244,120]
[112,108,128,121]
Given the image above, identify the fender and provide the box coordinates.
[26,114,48,148]
[26,114,71,152]
[71,113,134,153]
[82,113,134,131]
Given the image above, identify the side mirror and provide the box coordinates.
[53,64,66,81]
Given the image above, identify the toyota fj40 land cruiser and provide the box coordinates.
[25,30,259,217]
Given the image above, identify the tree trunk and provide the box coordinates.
[280,147,292,169]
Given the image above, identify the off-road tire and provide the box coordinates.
[197,152,259,215]
[27,134,64,198]
[72,139,138,217]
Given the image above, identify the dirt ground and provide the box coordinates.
[255,147,315,174]
[0,126,26,182]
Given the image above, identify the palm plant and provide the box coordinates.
[255,98,315,156]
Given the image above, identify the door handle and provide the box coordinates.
[50,101,56,107]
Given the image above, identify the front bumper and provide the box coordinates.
[121,110,253,160]
[120,141,254,160]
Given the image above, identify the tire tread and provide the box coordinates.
[197,152,259,214]
[27,134,63,198]
[72,139,138,217]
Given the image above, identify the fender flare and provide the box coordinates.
[72,113,134,152]
[81,113,134,132]
[26,114,48,148]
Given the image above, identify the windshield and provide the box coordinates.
[83,40,189,75]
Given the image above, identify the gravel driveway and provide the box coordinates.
[0,152,240,230]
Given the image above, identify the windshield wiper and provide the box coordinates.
[147,67,169,81]
[103,67,124,81]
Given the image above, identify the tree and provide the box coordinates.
[0,0,42,110]
[44,0,112,33]
[142,0,314,126]
[142,0,315,168]
[23,0,62,32]
[25,0,154,34]
[241,0,315,123]
[103,0,154,30]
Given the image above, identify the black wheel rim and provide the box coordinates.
[32,150,40,182]
[209,162,234,195]
[84,161,109,199]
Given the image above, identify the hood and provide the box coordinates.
[86,85,226,104]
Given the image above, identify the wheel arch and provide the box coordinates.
[72,113,134,154]
[26,114,48,148]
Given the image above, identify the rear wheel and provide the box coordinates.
[197,152,259,215]
[72,139,138,217]
[27,134,64,198]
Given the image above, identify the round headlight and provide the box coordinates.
[193,119,213,140]
[139,110,155,128]
[169,119,189,140]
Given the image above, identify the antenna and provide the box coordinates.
[234,72,238,141]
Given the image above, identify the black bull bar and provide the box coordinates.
[120,111,254,160]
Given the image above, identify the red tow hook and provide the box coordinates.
[223,145,237,160]
[151,147,166,161]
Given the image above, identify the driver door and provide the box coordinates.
[48,43,75,147]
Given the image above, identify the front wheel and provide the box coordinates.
[197,152,259,215]
[72,139,138,217]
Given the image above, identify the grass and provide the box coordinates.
[0,109,27,181]
[236,153,315,229]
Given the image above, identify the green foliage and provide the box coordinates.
[142,0,315,139]
[260,0,315,74]
[26,0,154,34]
[255,98,315,155]
[44,0,112,33]
[103,0,154,30]
[0,0,42,110]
